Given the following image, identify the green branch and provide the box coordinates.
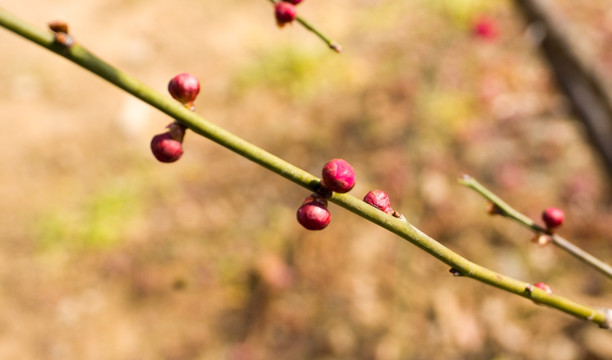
[0,7,610,329]
[459,175,612,280]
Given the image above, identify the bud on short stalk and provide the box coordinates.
[168,73,200,107]
[297,195,331,230]
[542,207,564,230]
[321,159,356,193]
[151,132,184,163]
[275,2,297,27]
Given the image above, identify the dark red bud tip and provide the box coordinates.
[542,207,564,229]
[275,2,297,27]
[297,200,331,231]
[151,133,184,163]
[534,282,553,295]
[363,190,393,214]
[283,0,303,4]
[168,73,200,105]
[321,158,356,193]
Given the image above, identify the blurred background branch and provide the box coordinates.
[513,0,612,183]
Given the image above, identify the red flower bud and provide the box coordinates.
[542,207,564,229]
[321,159,356,193]
[534,282,552,295]
[275,2,297,27]
[473,16,498,40]
[168,73,200,106]
[363,190,393,214]
[150,133,184,163]
[297,198,331,230]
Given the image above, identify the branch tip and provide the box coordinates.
[329,41,342,53]
[602,308,612,330]
[458,174,472,183]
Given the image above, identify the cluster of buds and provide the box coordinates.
[297,158,403,230]
[150,73,200,163]
[296,158,355,230]
[274,0,303,27]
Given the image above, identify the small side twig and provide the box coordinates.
[512,0,612,180]
[267,0,342,53]
[459,174,612,280]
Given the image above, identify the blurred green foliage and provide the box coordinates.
[35,180,143,251]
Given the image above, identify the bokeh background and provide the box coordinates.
[1,0,611,359]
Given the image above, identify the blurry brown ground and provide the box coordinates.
[1,0,612,359]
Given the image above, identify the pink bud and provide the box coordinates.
[297,199,331,230]
[363,190,393,214]
[150,133,184,163]
[321,159,356,193]
[168,73,200,105]
[542,207,564,229]
[534,282,552,295]
[274,2,297,27]
[472,16,498,40]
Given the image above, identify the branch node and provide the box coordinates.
[48,20,74,48]
[314,182,333,199]
[486,202,503,216]
[449,268,463,277]
[532,233,551,246]
[392,211,406,221]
